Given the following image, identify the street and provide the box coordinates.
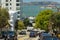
[18,34,39,40]
[0,39,4,40]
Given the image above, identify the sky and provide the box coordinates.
[23,0,60,3]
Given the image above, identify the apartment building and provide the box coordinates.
[0,0,23,31]
[1,0,23,11]
[8,11,21,31]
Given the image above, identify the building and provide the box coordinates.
[28,16,35,27]
[0,0,23,31]
[8,11,20,31]
[28,16,35,23]
[0,0,23,11]
[0,0,1,7]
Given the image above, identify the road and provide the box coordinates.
[18,35,39,40]
[17,31,39,40]
[0,39,4,40]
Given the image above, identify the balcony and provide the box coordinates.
[17,18,20,20]
[9,20,13,22]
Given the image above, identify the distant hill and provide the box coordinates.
[23,1,60,6]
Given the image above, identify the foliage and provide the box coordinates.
[15,20,18,30]
[50,12,60,29]
[0,7,9,28]
[18,20,25,30]
[35,9,53,31]
[23,18,30,27]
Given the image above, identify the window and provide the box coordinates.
[6,0,8,2]
[16,7,20,10]
[10,0,11,1]
[18,12,20,14]
[6,3,8,6]
[10,7,12,9]
[10,3,12,5]
[16,3,20,6]
[17,16,20,18]
[16,0,20,2]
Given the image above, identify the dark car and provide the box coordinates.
[19,31,26,35]
[39,32,48,37]
[29,31,38,37]
[7,31,17,40]
[38,33,59,40]
[2,31,7,39]
[40,33,52,40]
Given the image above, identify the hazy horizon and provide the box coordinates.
[23,0,60,3]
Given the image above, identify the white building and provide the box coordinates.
[0,0,23,11]
[0,0,23,31]
[28,16,35,23]
[8,11,20,31]
[28,16,35,27]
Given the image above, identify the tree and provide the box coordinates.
[18,20,25,30]
[0,7,9,30]
[23,18,29,27]
[35,9,53,31]
[50,12,60,32]
[15,20,18,31]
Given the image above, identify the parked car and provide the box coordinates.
[39,32,48,37]
[38,36,58,40]
[29,31,38,37]
[19,31,26,35]
[2,31,7,39]
[38,33,59,40]
[7,31,17,40]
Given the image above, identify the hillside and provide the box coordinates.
[23,1,60,6]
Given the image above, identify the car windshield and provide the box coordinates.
[43,36,59,40]
[2,31,7,34]
[30,32,35,34]
[41,33,52,36]
[8,31,15,35]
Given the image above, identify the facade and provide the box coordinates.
[1,0,23,11]
[0,0,1,6]
[28,16,35,23]
[8,11,20,31]
[0,0,23,31]
[28,16,35,27]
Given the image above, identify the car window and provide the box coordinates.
[41,33,52,36]
[2,31,7,34]
[8,31,15,35]
[43,36,59,40]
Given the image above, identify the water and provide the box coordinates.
[22,5,44,17]
[22,5,58,17]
